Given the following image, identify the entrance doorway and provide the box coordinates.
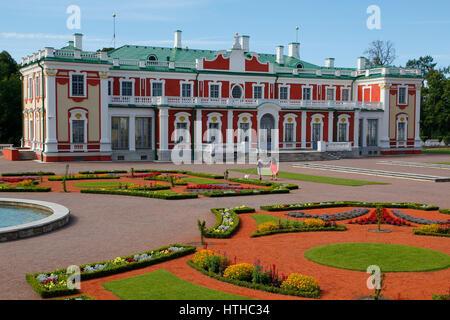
[312,123,321,149]
[260,113,275,151]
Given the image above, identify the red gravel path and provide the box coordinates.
[69,208,449,301]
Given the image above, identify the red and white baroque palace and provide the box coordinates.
[19,30,423,162]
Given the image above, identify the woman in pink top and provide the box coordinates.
[270,158,278,181]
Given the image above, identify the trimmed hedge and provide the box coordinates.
[134,169,224,179]
[187,260,320,299]
[413,229,450,238]
[78,170,127,174]
[80,188,198,200]
[261,201,440,212]
[439,209,450,215]
[48,174,119,181]
[250,225,347,238]
[228,177,298,190]
[1,171,55,177]
[203,187,290,198]
[204,208,240,239]
[0,186,51,192]
[233,206,256,214]
[26,244,196,298]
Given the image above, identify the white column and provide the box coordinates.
[379,83,391,148]
[129,115,136,152]
[414,86,422,148]
[328,112,334,142]
[194,109,202,163]
[100,74,111,152]
[226,109,234,162]
[158,107,169,160]
[301,111,306,148]
[353,111,360,149]
[44,73,58,153]
[362,117,368,147]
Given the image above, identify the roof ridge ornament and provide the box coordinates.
[232,32,242,50]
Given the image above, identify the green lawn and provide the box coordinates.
[252,214,297,226]
[304,243,450,272]
[102,269,253,300]
[422,148,450,154]
[231,169,388,186]
[182,177,224,185]
[432,162,450,165]
[72,181,134,188]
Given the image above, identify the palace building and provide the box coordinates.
[19,30,423,162]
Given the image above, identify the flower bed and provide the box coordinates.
[80,188,198,200]
[187,184,256,191]
[250,218,346,238]
[228,177,298,190]
[78,170,127,174]
[413,224,450,238]
[26,244,196,298]
[203,187,290,198]
[286,208,370,221]
[391,209,450,225]
[135,169,224,179]
[261,201,440,212]
[204,208,240,238]
[48,174,120,181]
[187,249,320,299]
[1,176,39,183]
[348,208,410,226]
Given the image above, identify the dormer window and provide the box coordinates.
[147,55,158,65]
[296,63,304,69]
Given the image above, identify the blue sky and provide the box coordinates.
[1,0,449,68]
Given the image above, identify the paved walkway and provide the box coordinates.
[0,153,449,299]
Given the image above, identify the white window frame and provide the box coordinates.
[209,82,222,99]
[398,86,408,105]
[337,114,350,142]
[231,84,244,99]
[303,86,313,101]
[69,109,88,151]
[28,77,33,99]
[237,113,253,145]
[173,112,191,145]
[108,79,113,96]
[151,80,165,97]
[180,81,193,98]
[283,113,297,147]
[396,114,408,147]
[35,75,40,98]
[279,85,290,100]
[341,87,351,102]
[325,87,336,101]
[252,84,264,99]
[363,86,372,102]
[120,79,134,97]
[310,114,325,146]
[69,72,87,98]
[205,112,223,143]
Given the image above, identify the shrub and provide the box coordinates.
[223,263,254,282]
[192,249,221,269]
[280,273,320,293]
[304,218,325,228]
[439,209,450,215]
[417,224,440,233]
[256,222,279,233]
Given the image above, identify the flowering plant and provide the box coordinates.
[223,263,254,281]
[281,273,320,293]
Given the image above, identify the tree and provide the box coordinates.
[0,51,21,145]
[364,40,396,67]
[96,47,115,53]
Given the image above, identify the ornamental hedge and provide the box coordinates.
[439,209,450,215]
[26,244,196,298]
[204,208,241,239]
[250,224,347,238]
[0,186,51,192]
[228,178,298,190]
[1,171,55,177]
[261,201,440,212]
[413,230,450,238]
[80,188,198,200]
[134,169,224,179]
[203,187,290,198]
[187,260,320,299]
[78,170,127,174]
[48,174,120,181]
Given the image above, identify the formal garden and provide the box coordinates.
[23,199,449,300]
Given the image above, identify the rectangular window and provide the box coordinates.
[71,74,85,97]
[367,119,378,146]
[279,87,288,100]
[398,87,407,105]
[72,120,85,143]
[303,87,312,100]
[181,83,192,97]
[108,80,112,96]
[135,117,152,149]
[253,86,263,99]
[29,78,33,98]
[239,122,250,143]
[285,123,294,142]
[210,84,220,98]
[111,117,129,150]
[175,122,188,143]
[121,81,133,96]
[338,123,348,142]
[208,122,220,143]
[35,76,40,97]
[152,82,163,97]
[341,88,350,101]
[326,88,335,101]
[398,122,406,141]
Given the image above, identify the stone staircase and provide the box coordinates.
[278,150,339,162]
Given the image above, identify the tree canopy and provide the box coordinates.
[364,40,396,67]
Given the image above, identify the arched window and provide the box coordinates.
[231,85,243,99]
[147,55,158,65]
[296,63,304,69]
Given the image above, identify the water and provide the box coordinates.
[0,205,51,228]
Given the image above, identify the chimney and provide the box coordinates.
[239,35,250,52]
[325,58,335,68]
[276,46,284,65]
[357,57,366,70]
[73,33,83,50]
[174,30,182,49]
[288,42,300,59]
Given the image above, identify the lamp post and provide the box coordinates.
[112,13,116,49]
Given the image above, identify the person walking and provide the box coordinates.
[270,158,278,181]
[257,155,264,180]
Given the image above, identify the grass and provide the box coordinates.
[432,162,450,165]
[102,269,253,300]
[422,148,450,154]
[252,214,297,226]
[304,243,450,272]
[72,181,134,188]
[182,177,224,185]
[231,169,388,186]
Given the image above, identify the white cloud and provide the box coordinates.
[1,32,71,40]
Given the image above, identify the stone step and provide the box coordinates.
[18,150,36,160]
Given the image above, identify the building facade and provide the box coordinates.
[19,31,423,162]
